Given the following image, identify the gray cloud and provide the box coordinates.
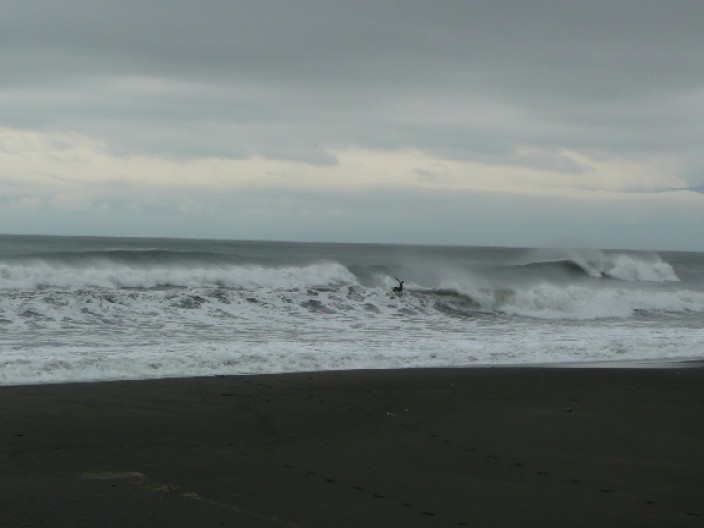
[2,1,704,249]
[6,2,703,95]
[3,1,704,163]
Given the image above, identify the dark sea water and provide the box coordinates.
[1,234,703,385]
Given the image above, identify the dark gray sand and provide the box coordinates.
[2,367,704,527]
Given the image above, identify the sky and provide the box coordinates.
[2,1,704,251]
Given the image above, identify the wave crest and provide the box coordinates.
[604,254,679,282]
[436,282,704,320]
[516,249,680,282]
[0,261,357,290]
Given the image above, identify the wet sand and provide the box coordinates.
[2,366,704,527]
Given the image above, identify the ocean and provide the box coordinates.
[1,234,703,385]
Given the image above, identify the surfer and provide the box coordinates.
[392,277,404,294]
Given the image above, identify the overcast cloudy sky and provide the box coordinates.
[2,1,703,250]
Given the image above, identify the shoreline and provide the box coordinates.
[539,357,704,369]
[4,356,704,388]
[3,366,703,527]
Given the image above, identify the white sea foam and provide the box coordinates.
[2,275,703,386]
[2,321,702,386]
[444,279,704,320]
[2,236,702,386]
[519,248,680,282]
[496,285,704,319]
[604,254,679,282]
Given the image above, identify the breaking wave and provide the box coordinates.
[1,265,702,327]
[513,249,680,282]
[0,260,356,291]
[2,237,703,385]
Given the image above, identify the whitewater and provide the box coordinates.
[1,235,703,385]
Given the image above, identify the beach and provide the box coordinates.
[2,366,703,527]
